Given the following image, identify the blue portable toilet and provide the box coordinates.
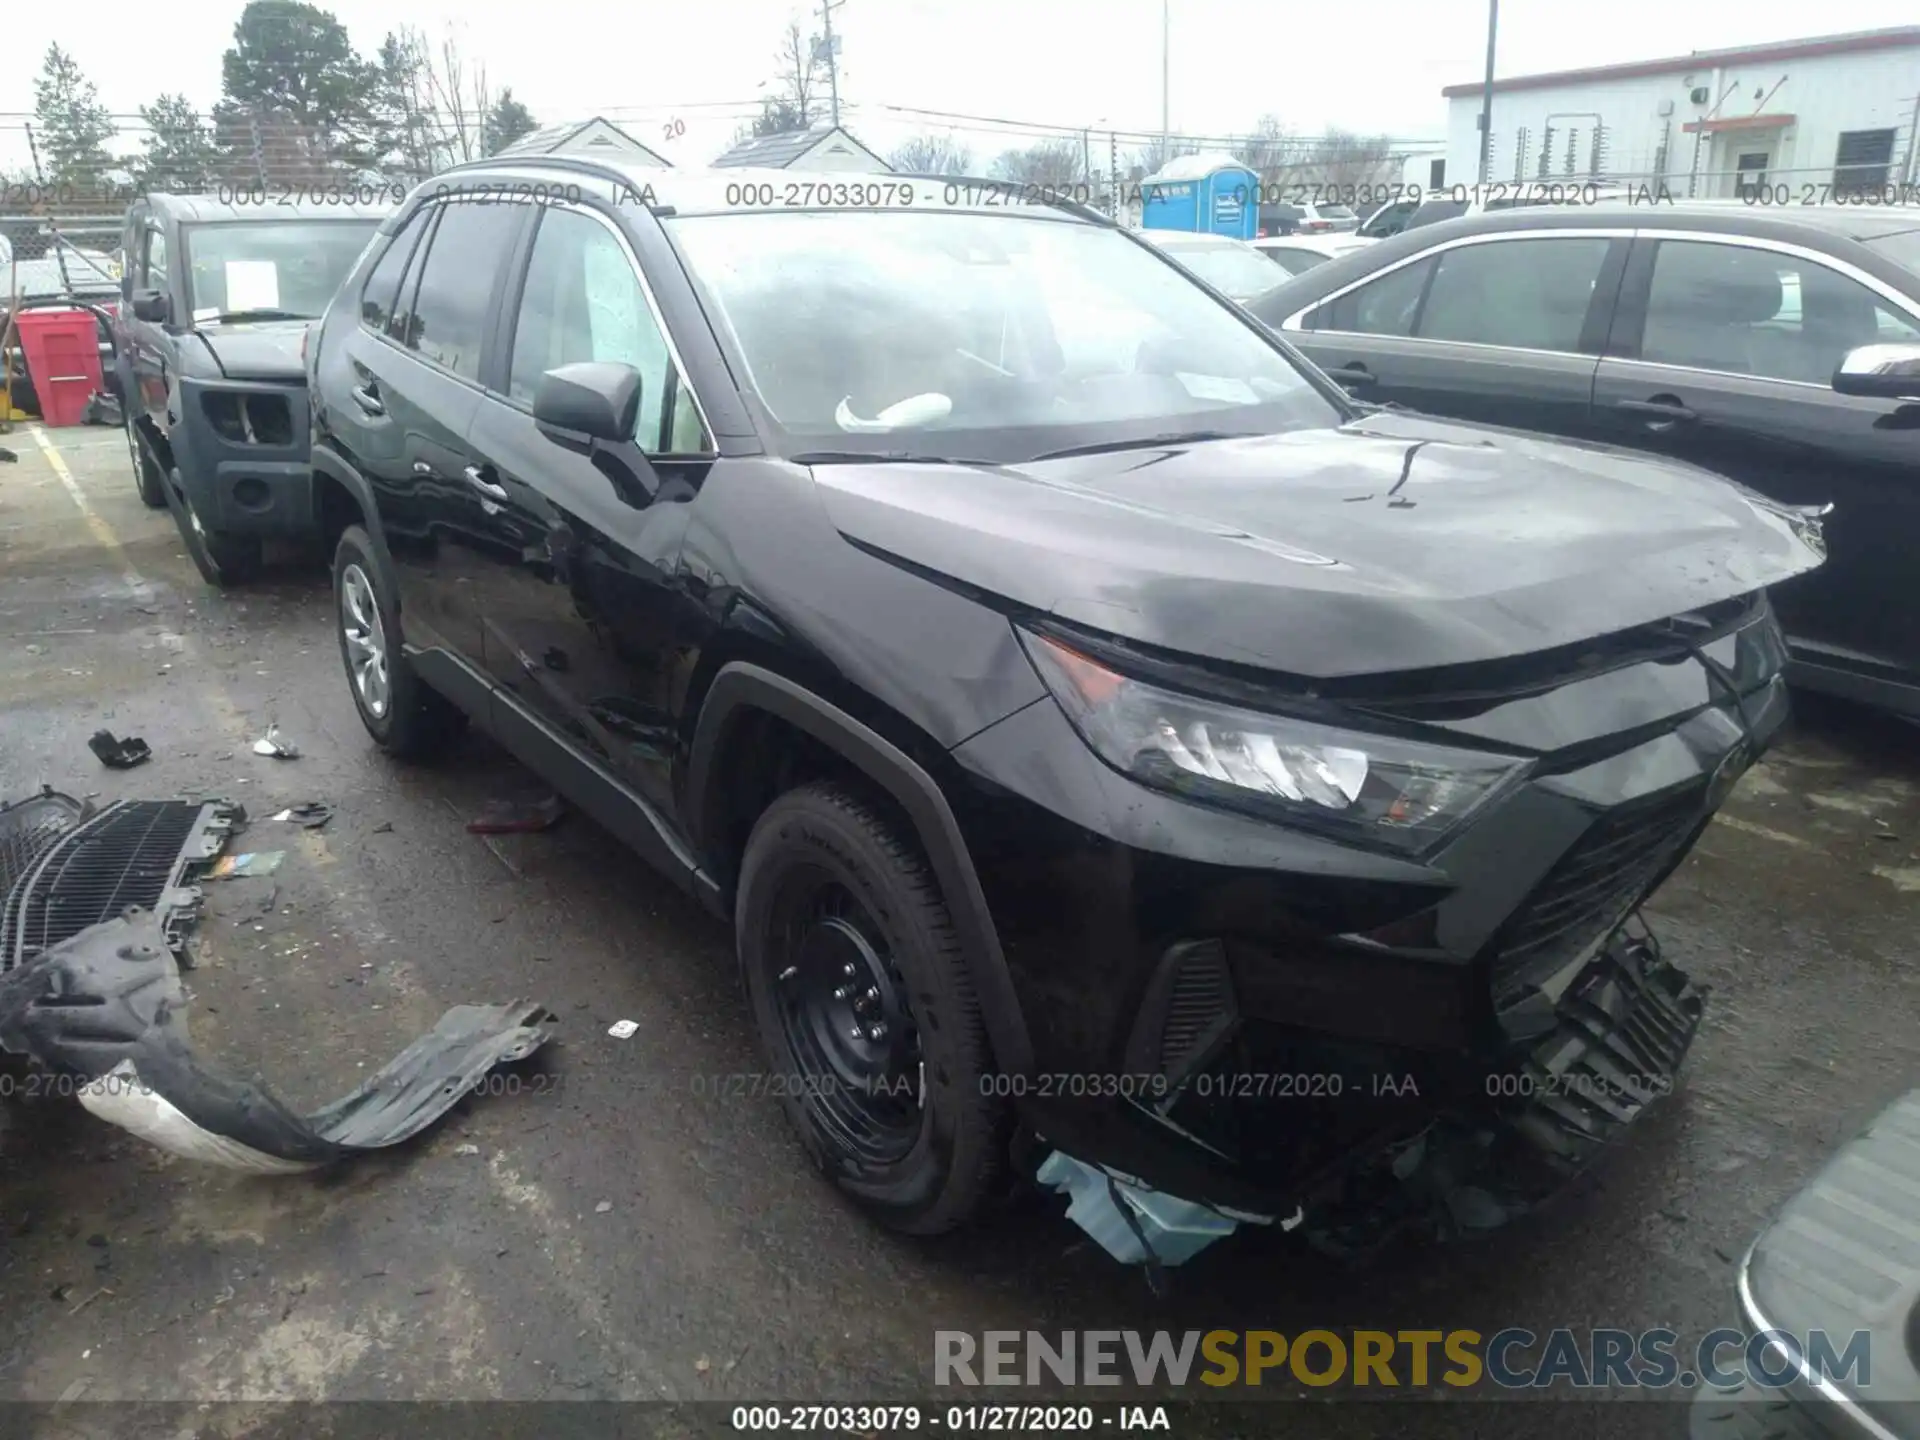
[1140,153,1260,239]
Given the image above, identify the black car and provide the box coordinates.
[305,160,1821,1249]
[115,193,392,586]
[1246,201,1920,719]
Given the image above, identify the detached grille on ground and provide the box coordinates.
[1,800,239,971]
[1489,783,1707,1003]
[0,789,85,900]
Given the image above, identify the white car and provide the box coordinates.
[1250,234,1373,278]
[1139,231,1288,303]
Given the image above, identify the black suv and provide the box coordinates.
[306,161,1822,1246]
[115,194,391,586]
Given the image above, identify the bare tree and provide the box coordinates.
[887,134,973,176]
[417,24,492,167]
[990,138,1083,186]
[1234,115,1296,180]
[1128,135,1200,178]
[746,17,828,139]
[1294,129,1396,190]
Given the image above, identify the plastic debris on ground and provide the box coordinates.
[251,725,299,759]
[206,850,286,880]
[270,803,333,829]
[467,790,564,835]
[1036,1150,1280,1267]
[87,730,151,770]
[607,1019,638,1039]
[0,786,557,1172]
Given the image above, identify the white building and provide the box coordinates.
[1442,26,1920,198]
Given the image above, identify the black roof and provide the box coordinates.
[144,193,396,224]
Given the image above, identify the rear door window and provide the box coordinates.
[404,200,524,380]
[1416,237,1612,352]
[1639,239,1920,384]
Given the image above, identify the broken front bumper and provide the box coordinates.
[0,789,553,1171]
[1029,924,1705,1255]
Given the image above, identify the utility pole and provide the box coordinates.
[1161,0,1171,161]
[1110,130,1121,217]
[1477,0,1499,183]
[819,0,844,128]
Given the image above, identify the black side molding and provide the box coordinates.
[687,662,1035,1078]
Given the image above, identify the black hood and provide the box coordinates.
[189,320,309,383]
[812,409,1826,679]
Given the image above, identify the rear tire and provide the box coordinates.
[332,523,463,759]
[166,467,260,587]
[737,781,1007,1235]
[128,422,166,509]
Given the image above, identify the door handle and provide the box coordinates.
[1324,363,1375,386]
[463,464,508,501]
[350,383,384,416]
[1614,397,1697,424]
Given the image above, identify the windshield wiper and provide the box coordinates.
[1025,429,1247,463]
[206,308,312,324]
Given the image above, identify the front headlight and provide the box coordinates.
[1019,628,1532,856]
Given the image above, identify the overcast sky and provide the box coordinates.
[4,0,1917,173]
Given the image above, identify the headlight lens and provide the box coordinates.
[1020,628,1532,855]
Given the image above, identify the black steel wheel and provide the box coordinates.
[164,466,259,587]
[738,781,1007,1234]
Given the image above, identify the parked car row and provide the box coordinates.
[93,168,1902,1277]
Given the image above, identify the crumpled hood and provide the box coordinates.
[812,409,1827,678]
[190,320,308,382]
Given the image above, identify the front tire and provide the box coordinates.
[128,422,166,509]
[332,524,462,759]
[737,781,1007,1235]
[165,467,260,587]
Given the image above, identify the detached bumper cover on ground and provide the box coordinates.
[0,790,554,1171]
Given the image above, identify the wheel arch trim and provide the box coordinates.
[688,662,1035,1078]
[310,445,400,600]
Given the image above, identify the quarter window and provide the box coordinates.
[1640,240,1920,385]
[405,200,524,380]
[507,207,709,454]
[1312,255,1434,335]
[360,207,432,339]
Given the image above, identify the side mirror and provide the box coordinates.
[534,362,641,443]
[1832,343,1920,401]
[131,289,170,324]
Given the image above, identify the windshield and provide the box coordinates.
[1863,228,1920,274]
[664,209,1339,462]
[1261,247,1331,276]
[1316,205,1356,219]
[182,220,381,319]
[1155,240,1288,301]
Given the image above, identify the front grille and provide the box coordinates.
[1,800,237,971]
[1489,784,1707,1003]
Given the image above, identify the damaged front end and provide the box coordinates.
[0,789,552,1171]
[959,589,1794,1269]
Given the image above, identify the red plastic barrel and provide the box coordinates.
[14,307,105,427]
